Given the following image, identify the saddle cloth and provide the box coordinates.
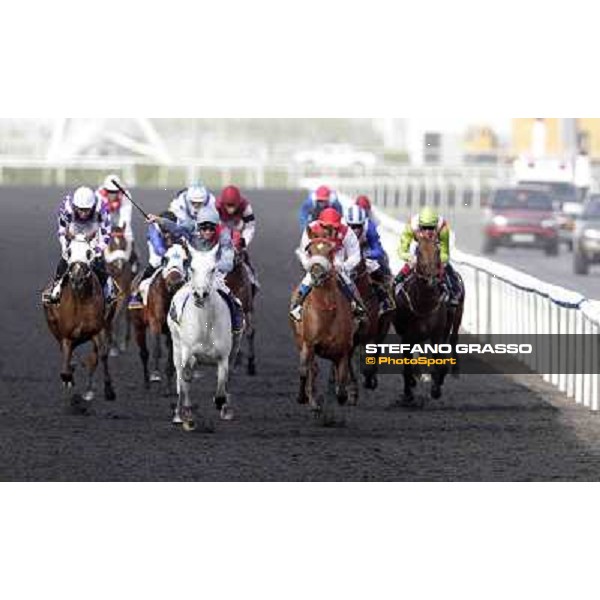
[139,267,163,306]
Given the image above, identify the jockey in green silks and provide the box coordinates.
[394,207,461,307]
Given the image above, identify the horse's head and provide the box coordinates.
[66,235,94,292]
[162,244,187,294]
[306,238,336,287]
[415,232,441,286]
[188,244,219,306]
[106,227,129,276]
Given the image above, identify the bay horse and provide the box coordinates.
[105,225,132,356]
[290,237,355,421]
[130,244,186,391]
[226,245,257,376]
[43,234,116,406]
[350,258,394,397]
[394,233,464,406]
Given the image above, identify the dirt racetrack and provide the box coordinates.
[1,187,600,481]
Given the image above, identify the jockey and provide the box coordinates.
[216,185,259,290]
[169,181,217,225]
[147,206,244,334]
[395,206,461,307]
[355,194,379,226]
[298,185,343,230]
[128,211,188,309]
[97,174,139,273]
[43,186,115,305]
[290,207,367,323]
[344,205,395,316]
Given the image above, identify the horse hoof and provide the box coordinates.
[182,420,196,432]
[118,343,128,353]
[220,405,235,421]
[172,414,183,425]
[214,396,227,411]
[104,386,116,402]
[337,393,348,407]
[364,375,378,390]
[109,347,119,358]
[431,386,442,400]
[150,372,162,383]
[82,390,95,402]
[247,361,256,376]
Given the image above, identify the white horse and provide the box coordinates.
[168,244,241,431]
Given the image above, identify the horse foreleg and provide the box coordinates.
[216,358,233,421]
[335,357,350,406]
[99,332,116,402]
[178,349,196,432]
[245,311,256,376]
[60,339,74,389]
[83,339,99,402]
[150,331,162,383]
[297,343,311,406]
[164,332,176,396]
[347,352,359,406]
[133,316,150,388]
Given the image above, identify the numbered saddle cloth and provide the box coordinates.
[139,267,163,306]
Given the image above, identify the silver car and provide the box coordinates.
[573,196,600,275]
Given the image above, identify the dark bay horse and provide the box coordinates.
[394,234,464,406]
[351,259,394,396]
[105,226,132,355]
[226,247,257,375]
[290,237,355,421]
[130,244,186,391]
[43,235,116,406]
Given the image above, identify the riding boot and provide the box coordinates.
[289,283,312,322]
[217,290,244,334]
[93,259,115,306]
[129,264,157,309]
[337,276,367,321]
[444,263,460,307]
[373,282,396,316]
[43,258,68,305]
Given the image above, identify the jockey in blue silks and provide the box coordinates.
[298,185,343,231]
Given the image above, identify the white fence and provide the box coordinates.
[372,207,600,411]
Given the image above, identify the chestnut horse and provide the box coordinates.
[105,226,132,355]
[350,259,394,397]
[394,234,464,406]
[43,235,116,406]
[130,244,186,391]
[290,237,355,420]
[226,247,257,375]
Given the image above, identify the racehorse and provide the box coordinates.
[226,245,257,375]
[105,226,132,356]
[350,258,394,397]
[168,244,240,432]
[130,244,186,392]
[43,234,116,406]
[394,232,464,406]
[290,237,355,421]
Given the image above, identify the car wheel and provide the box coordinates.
[545,241,559,257]
[482,238,496,255]
[574,250,589,275]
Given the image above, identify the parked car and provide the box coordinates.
[573,196,600,275]
[483,186,559,256]
[292,144,378,172]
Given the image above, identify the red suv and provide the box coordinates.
[483,186,559,256]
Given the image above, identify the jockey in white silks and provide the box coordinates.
[97,174,139,273]
[169,182,217,225]
[146,206,244,334]
[43,186,115,305]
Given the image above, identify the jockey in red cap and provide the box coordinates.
[298,185,344,230]
[290,207,367,322]
[216,185,259,292]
